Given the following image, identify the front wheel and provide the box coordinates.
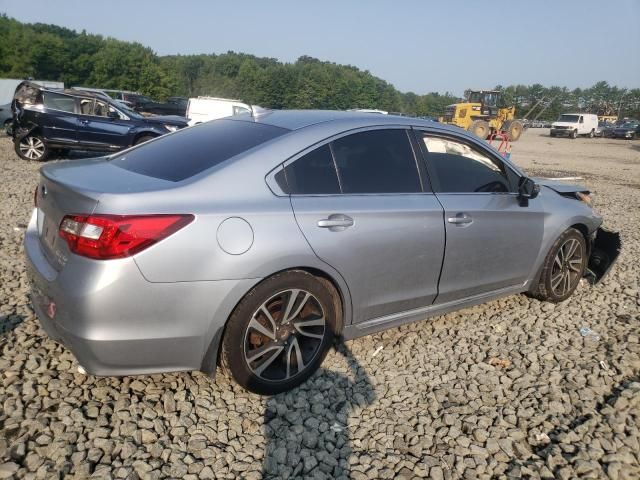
[530,228,587,303]
[134,134,156,145]
[570,129,578,139]
[15,134,49,161]
[221,271,340,395]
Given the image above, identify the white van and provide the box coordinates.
[186,97,252,126]
[550,113,598,138]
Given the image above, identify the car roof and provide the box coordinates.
[18,81,111,101]
[231,109,448,132]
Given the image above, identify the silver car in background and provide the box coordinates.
[25,110,620,394]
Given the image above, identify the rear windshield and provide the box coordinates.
[111,120,289,181]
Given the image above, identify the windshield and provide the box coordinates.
[557,114,580,123]
[467,92,499,105]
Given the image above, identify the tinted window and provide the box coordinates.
[332,130,421,194]
[111,120,289,182]
[43,92,75,113]
[421,135,510,193]
[284,145,340,194]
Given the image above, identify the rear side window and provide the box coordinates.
[284,145,340,194]
[111,120,289,182]
[332,130,421,194]
[43,92,75,113]
[420,135,511,193]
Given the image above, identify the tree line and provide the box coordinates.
[1,14,639,120]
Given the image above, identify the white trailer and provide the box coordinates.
[186,97,252,126]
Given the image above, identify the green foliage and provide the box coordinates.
[1,14,638,118]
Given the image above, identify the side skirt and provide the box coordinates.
[342,283,526,340]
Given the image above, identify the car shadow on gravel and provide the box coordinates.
[261,342,375,479]
[0,314,26,336]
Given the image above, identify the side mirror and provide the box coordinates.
[107,110,120,119]
[518,177,540,200]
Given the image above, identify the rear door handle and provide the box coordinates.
[317,214,354,231]
[447,213,473,225]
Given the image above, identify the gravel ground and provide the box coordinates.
[0,131,639,480]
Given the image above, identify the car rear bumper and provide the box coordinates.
[24,209,255,377]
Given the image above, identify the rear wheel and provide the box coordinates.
[221,270,340,395]
[468,120,490,140]
[506,120,524,141]
[589,129,595,138]
[530,228,587,303]
[15,134,49,161]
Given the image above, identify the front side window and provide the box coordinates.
[283,145,340,194]
[79,98,94,115]
[420,135,511,193]
[332,129,421,194]
[233,106,251,115]
[42,92,75,113]
[94,100,109,117]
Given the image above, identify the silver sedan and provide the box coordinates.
[25,110,620,394]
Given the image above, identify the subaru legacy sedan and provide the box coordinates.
[25,110,620,395]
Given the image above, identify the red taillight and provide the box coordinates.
[58,214,194,260]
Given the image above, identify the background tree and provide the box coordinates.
[1,14,638,119]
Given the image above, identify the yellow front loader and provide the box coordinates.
[440,90,524,141]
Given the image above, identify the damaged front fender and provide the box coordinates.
[585,228,621,284]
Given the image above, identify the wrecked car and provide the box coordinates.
[11,81,187,161]
[24,110,621,395]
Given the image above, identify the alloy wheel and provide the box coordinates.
[19,136,45,160]
[551,238,583,296]
[243,289,326,382]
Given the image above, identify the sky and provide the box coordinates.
[1,0,639,95]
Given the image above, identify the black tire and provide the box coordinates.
[570,129,578,139]
[506,120,524,142]
[589,129,595,138]
[468,119,490,140]
[221,270,341,395]
[14,134,49,161]
[530,228,587,303]
[134,134,156,145]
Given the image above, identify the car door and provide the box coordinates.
[76,98,133,149]
[415,130,544,304]
[287,127,445,324]
[39,91,78,145]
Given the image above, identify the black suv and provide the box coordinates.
[11,82,188,161]
[123,94,188,116]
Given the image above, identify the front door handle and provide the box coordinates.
[317,214,354,231]
[447,213,473,225]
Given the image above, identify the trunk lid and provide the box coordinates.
[36,157,175,270]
